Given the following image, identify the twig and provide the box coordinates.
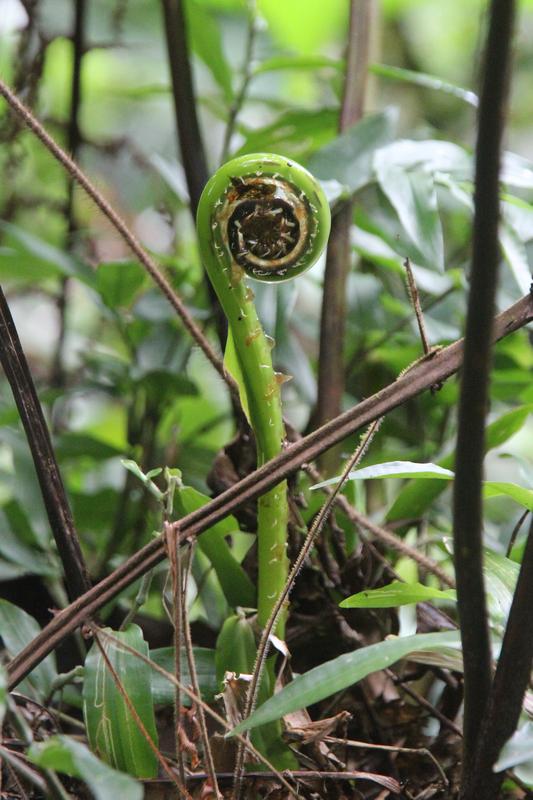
[316,0,372,468]
[452,0,516,789]
[386,671,462,737]
[0,286,91,601]
[404,258,431,356]
[0,77,233,391]
[179,541,221,798]
[325,735,449,788]
[165,524,186,785]
[505,509,530,558]
[6,290,533,691]
[466,516,533,799]
[220,0,258,163]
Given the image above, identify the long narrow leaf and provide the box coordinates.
[230,631,460,735]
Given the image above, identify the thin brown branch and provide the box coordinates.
[0,287,91,601]
[452,0,516,789]
[0,77,233,391]
[6,291,533,690]
[316,0,372,466]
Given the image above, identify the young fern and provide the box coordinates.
[197,154,330,633]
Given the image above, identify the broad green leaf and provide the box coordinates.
[0,514,57,577]
[307,108,398,194]
[186,0,233,102]
[374,139,471,177]
[230,631,460,734]
[484,482,533,511]
[96,261,146,308]
[500,222,532,295]
[235,108,338,160]
[340,581,456,609]
[29,736,142,800]
[311,461,454,489]
[175,485,256,609]
[0,599,57,699]
[370,63,478,107]
[375,165,444,270]
[83,625,159,778]
[150,646,217,705]
[494,721,533,775]
[387,405,533,524]
[224,328,250,424]
[484,550,520,623]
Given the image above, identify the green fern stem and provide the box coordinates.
[197,153,330,633]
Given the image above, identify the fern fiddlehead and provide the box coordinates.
[197,153,330,633]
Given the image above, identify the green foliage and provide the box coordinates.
[29,735,143,800]
[83,626,159,779]
[0,599,57,700]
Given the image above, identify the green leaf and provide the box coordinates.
[230,631,460,734]
[175,485,256,609]
[493,721,533,775]
[386,405,533,524]
[484,550,520,624]
[0,513,58,577]
[370,63,478,107]
[0,221,94,285]
[28,735,143,800]
[0,665,6,728]
[254,55,342,75]
[235,108,338,160]
[307,108,398,194]
[0,599,57,699]
[311,461,454,489]
[83,625,159,778]
[375,165,444,270]
[150,646,217,705]
[186,0,233,102]
[96,261,146,308]
[484,482,533,511]
[340,581,456,609]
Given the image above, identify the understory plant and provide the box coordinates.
[0,1,533,800]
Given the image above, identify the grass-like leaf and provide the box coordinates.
[83,625,158,778]
[230,631,460,735]
[340,580,456,608]
[370,63,478,107]
[0,599,57,700]
[311,460,454,489]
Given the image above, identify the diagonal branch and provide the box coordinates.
[452,0,516,788]
[0,287,91,601]
[6,291,532,690]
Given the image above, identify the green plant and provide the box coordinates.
[197,153,330,632]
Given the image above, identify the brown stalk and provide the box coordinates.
[452,0,516,789]
[6,290,533,691]
[316,0,372,468]
[160,0,228,351]
[0,287,91,602]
